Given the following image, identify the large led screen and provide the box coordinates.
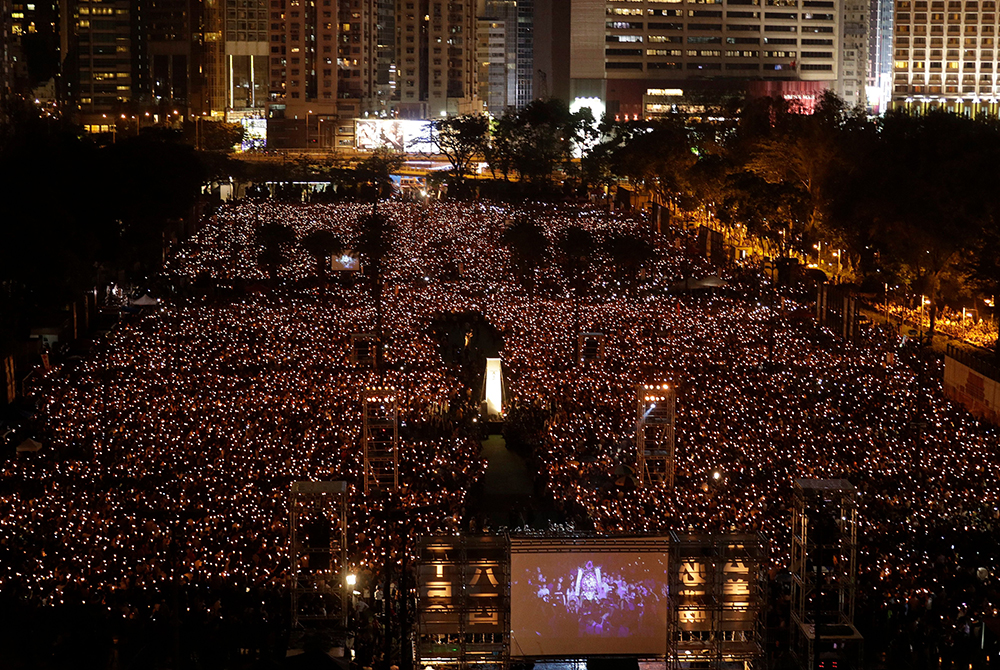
[355,119,435,154]
[511,547,669,657]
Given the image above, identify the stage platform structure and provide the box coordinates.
[416,535,510,669]
[415,533,766,670]
[667,532,767,670]
[790,479,862,670]
[363,386,399,493]
[289,481,349,645]
[636,384,676,488]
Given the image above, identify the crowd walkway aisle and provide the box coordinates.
[465,433,558,531]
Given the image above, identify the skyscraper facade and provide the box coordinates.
[539,0,868,119]
[477,16,511,113]
[513,0,531,105]
[866,0,893,110]
[64,0,146,128]
[889,0,1000,115]
[395,0,479,117]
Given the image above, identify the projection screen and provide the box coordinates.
[510,539,670,657]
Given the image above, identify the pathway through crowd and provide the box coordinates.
[467,433,557,531]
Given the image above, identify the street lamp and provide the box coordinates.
[102,113,116,143]
[306,109,314,147]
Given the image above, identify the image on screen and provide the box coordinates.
[511,550,669,657]
[331,251,361,272]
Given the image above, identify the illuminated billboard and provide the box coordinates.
[510,538,670,657]
[227,109,267,151]
[355,119,436,154]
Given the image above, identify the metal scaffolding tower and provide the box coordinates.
[790,479,863,670]
[351,333,378,366]
[289,481,348,646]
[578,332,606,364]
[667,533,767,670]
[636,383,676,488]
[363,386,399,494]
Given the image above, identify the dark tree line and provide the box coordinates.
[0,100,217,357]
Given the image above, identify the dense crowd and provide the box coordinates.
[1,199,999,666]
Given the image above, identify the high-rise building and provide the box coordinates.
[476,0,536,114]
[539,0,868,119]
[840,0,869,107]
[147,0,198,112]
[63,0,147,128]
[2,0,62,99]
[513,0,531,105]
[478,0,516,112]
[219,0,268,114]
[889,0,1000,115]
[477,17,510,113]
[336,0,378,108]
[374,0,397,111]
[396,0,479,118]
[866,0,893,110]
[266,0,339,137]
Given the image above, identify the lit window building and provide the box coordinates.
[889,0,1000,115]
[396,0,479,118]
[537,0,867,119]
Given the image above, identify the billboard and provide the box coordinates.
[510,539,670,657]
[227,109,267,151]
[355,119,436,154]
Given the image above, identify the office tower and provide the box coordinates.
[374,0,397,113]
[477,0,534,114]
[336,0,378,109]
[867,0,893,110]
[477,17,510,113]
[219,0,268,114]
[266,0,339,140]
[840,0,869,107]
[64,0,146,127]
[396,0,479,118]
[3,0,61,99]
[889,0,1000,115]
[513,0,531,105]
[541,0,869,119]
[147,0,197,112]
[478,0,515,113]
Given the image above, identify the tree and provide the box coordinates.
[503,217,550,295]
[717,172,811,259]
[598,116,696,207]
[959,221,1000,361]
[432,114,489,185]
[256,223,296,279]
[185,120,246,152]
[556,226,596,362]
[742,92,858,241]
[602,231,654,297]
[357,147,404,209]
[488,99,596,186]
[301,229,345,284]
[858,111,1000,337]
[355,212,398,370]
